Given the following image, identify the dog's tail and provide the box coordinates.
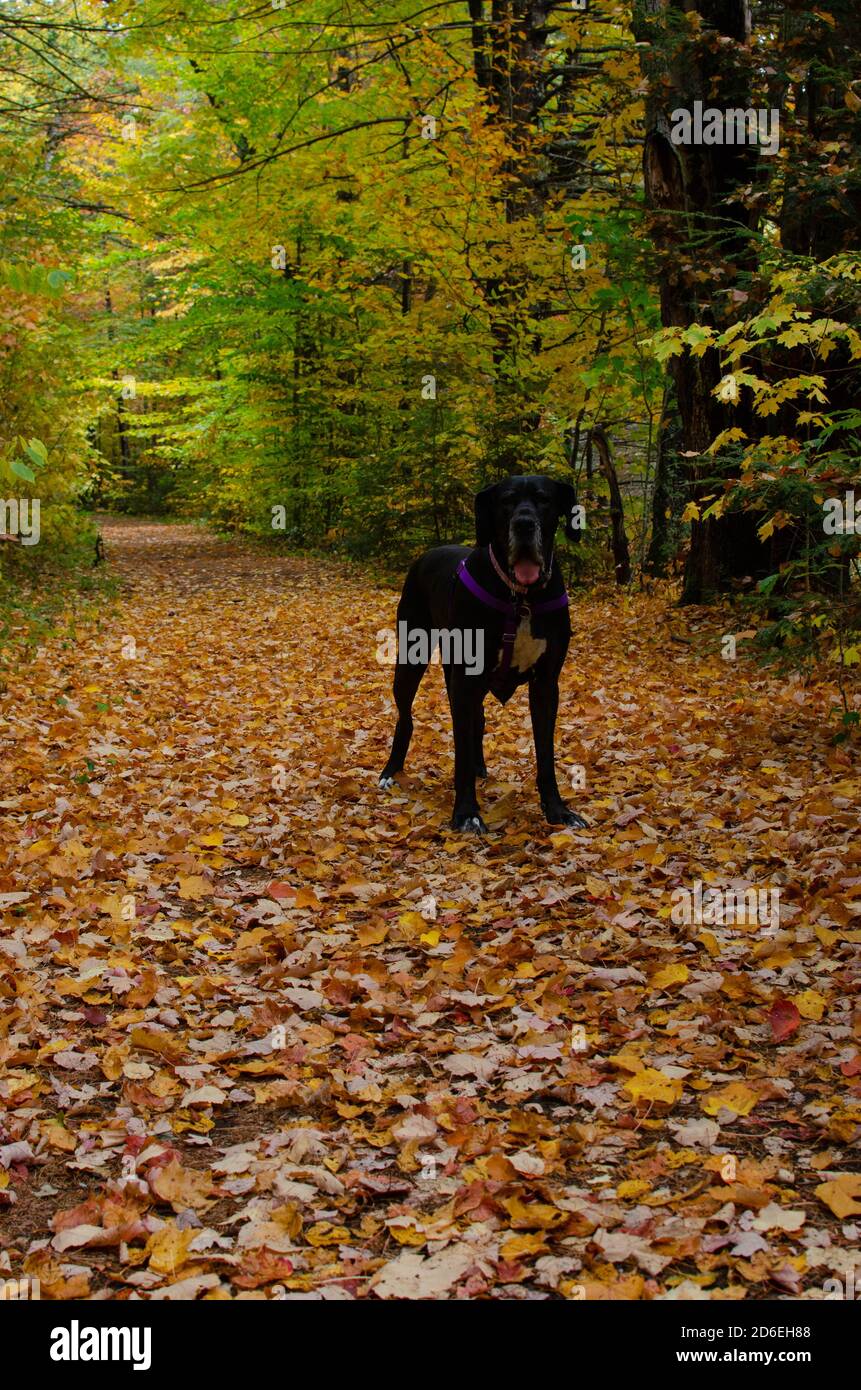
[396,558,433,627]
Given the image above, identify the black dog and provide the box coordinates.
[379,475,587,832]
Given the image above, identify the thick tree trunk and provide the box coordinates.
[632,0,774,601]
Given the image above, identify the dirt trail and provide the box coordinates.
[0,518,857,1300]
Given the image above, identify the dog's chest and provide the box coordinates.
[499,614,547,673]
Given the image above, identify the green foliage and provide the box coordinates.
[0,0,858,659]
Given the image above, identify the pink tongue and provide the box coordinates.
[513,560,540,585]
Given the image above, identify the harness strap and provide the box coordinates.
[456,556,569,677]
[456,559,512,614]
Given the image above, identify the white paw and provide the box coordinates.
[379,775,395,789]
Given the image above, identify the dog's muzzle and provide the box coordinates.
[508,513,544,586]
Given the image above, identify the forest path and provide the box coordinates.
[0,517,857,1300]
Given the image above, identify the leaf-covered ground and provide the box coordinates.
[0,518,859,1301]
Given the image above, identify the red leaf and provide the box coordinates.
[233,1250,294,1289]
[768,997,801,1041]
[266,881,296,900]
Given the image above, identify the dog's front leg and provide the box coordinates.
[528,669,588,828]
[450,671,487,833]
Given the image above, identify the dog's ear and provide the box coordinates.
[555,480,582,542]
[475,482,500,547]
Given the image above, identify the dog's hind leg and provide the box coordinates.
[379,653,427,787]
[474,703,487,779]
[528,665,587,828]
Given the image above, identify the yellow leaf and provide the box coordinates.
[617,1179,651,1200]
[623,1068,683,1106]
[22,837,53,861]
[151,1158,213,1211]
[178,875,211,900]
[41,1119,77,1152]
[398,911,427,936]
[305,1222,349,1247]
[650,963,689,991]
[101,1044,128,1081]
[3,1073,41,1098]
[608,1051,644,1075]
[701,1082,758,1117]
[501,1196,566,1230]
[794,989,825,1020]
[419,929,440,947]
[357,922,388,946]
[501,1232,548,1260]
[130,1027,184,1062]
[666,1149,699,1170]
[271,1203,303,1239]
[146,1225,195,1275]
[815,1174,861,1219]
[388,1219,427,1247]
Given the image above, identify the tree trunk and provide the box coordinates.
[592,427,632,584]
[645,399,681,577]
[467,1,581,475]
[632,0,774,601]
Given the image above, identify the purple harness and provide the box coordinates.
[455,552,569,677]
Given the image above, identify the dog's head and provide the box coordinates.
[474,474,579,586]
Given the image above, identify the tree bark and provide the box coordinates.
[632,0,774,601]
[592,426,632,584]
[645,398,681,576]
